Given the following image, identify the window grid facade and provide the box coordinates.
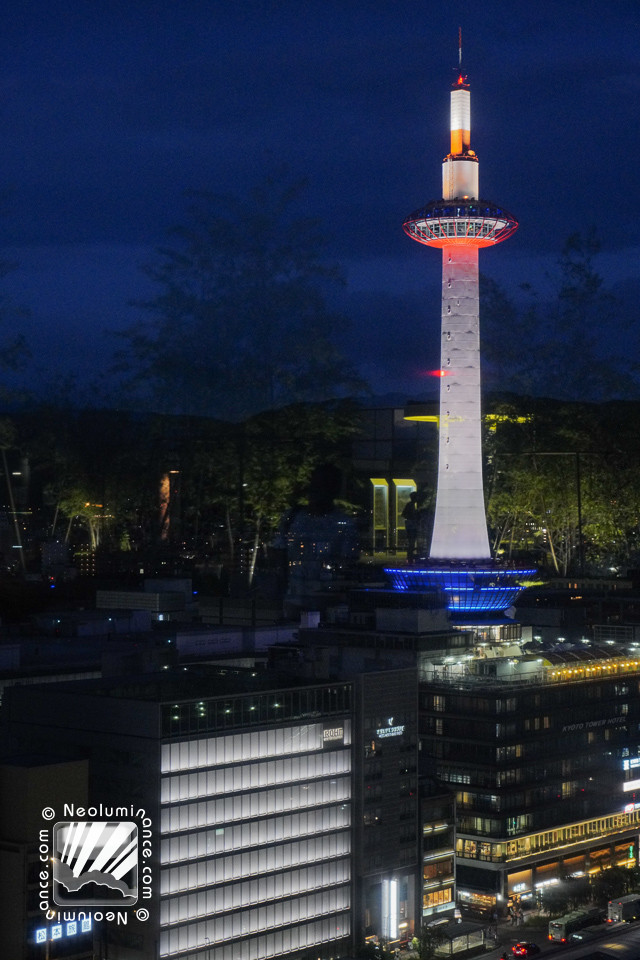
[160,720,353,959]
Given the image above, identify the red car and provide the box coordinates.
[512,944,541,958]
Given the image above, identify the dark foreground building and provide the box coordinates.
[2,664,418,960]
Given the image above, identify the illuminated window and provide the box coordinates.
[423,888,453,910]
[424,859,453,880]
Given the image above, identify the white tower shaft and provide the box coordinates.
[430,73,488,559]
[429,244,490,559]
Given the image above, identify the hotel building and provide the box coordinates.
[295,587,640,916]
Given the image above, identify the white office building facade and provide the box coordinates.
[159,697,353,959]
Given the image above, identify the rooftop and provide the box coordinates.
[45,663,344,704]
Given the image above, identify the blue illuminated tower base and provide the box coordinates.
[384,561,536,615]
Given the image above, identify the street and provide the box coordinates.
[485,920,640,960]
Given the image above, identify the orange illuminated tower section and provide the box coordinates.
[403,42,517,561]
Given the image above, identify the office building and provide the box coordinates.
[3,663,418,958]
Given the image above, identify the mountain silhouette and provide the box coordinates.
[54,860,136,903]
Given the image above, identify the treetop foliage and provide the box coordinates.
[118,171,365,420]
[481,229,635,403]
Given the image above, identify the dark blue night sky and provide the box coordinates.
[0,0,638,401]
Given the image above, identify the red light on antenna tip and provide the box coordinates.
[427,369,452,378]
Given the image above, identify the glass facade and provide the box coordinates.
[420,666,640,901]
[455,809,640,865]
[402,201,518,247]
[160,718,353,959]
[421,788,456,922]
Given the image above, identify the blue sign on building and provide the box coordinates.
[34,916,92,942]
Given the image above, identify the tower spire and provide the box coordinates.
[458,26,462,68]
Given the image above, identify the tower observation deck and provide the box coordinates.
[387,45,534,615]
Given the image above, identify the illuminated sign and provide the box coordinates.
[34,917,92,943]
[623,757,640,770]
[562,717,625,733]
[376,717,405,739]
[624,801,640,813]
[377,725,405,738]
[323,727,344,742]
[623,779,640,792]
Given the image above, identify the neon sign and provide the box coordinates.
[34,917,92,942]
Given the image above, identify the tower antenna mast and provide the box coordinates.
[458,26,462,68]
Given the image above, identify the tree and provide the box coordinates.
[486,396,640,575]
[480,276,542,396]
[481,229,633,402]
[0,242,31,403]
[591,865,640,906]
[413,923,447,960]
[540,883,570,918]
[58,487,105,551]
[485,399,584,573]
[118,171,364,420]
[21,405,161,557]
[176,400,361,586]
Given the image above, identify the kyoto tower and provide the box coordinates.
[386,37,535,616]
